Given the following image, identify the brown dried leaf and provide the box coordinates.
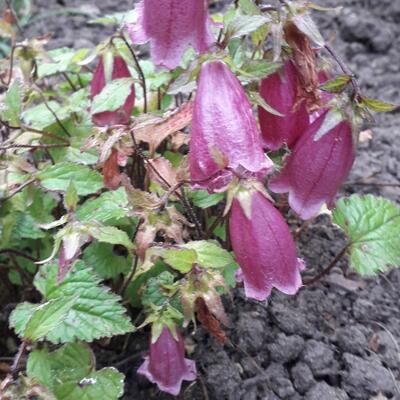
[133,101,193,154]
[148,157,177,189]
[284,22,321,111]
[103,148,121,190]
[195,298,226,344]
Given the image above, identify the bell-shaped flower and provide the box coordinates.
[229,187,304,301]
[90,55,135,126]
[138,326,196,395]
[189,60,273,192]
[258,60,309,150]
[269,110,355,220]
[127,0,215,70]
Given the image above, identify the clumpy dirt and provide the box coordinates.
[11,0,400,399]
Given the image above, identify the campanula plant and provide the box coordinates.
[0,0,399,398]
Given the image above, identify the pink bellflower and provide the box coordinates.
[269,110,355,220]
[258,60,310,151]
[229,187,304,301]
[189,60,273,192]
[138,326,196,395]
[90,55,135,126]
[127,0,215,69]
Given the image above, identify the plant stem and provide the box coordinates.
[324,44,361,98]
[119,33,148,113]
[0,248,38,262]
[11,341,26,374]
[304,244,349,285]
[2,178,35,202]
[119,255,139,296]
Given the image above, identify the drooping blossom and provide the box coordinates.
[138,326,196,395]
[229,188,304,301]
[269,110,355,220]
[189,60,273,192]
[258,60,310,150]
[127,0,215,70]
[90,55,135,126]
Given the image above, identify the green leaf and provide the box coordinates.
[225,14,269,40]
[238,60,281,84]
[163,248,197,273]
[238,0,260,14]
[190,190,224,209]
[27,343,124,400]
[248,91,284,117]
[37,162,103,196]
[37,48,83,78]
[9,302,37,337]
[87,225,133,250]
[33,261,133,343]
[22,101,71,130]
[76,188,129,223]
[23,296,77,342]
[91,78,134,114]
[320,74,352,93]
[1,78,23,125]
[360,96,398,113]
[142,271,175,308]
[333,195,400,275]
[183,240,234,269]
[65,181,78,211]
[83,242,130,279]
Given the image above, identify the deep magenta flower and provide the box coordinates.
[189,60,273,192]
[90,55,135,126]
[127,0,215,69]
[269,110,355,220]
[258,60,309,150]
[138,327,196,395]
[229,188,304,301]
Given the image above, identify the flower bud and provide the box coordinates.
[90,55,135,126]
[127,0,215,69]
[189,60,273,192]
[229,188,304,301]
[269,110,355,220]
[138,326,196,395]
[258,60,309,150]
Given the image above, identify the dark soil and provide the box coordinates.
[5,0,400,399]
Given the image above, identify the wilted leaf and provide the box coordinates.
[333,195,400,275]
[292,12,325,46]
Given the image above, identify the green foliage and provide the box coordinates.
[27,343,124,400]
[1,78,23,125]
[37,162,103,196]
[333,195,400,275]
[11,261,133,343]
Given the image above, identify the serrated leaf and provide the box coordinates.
[33,261,133,343]
[83,242,130,279]
[333,195,400,275]
[91,77,134,114]
[87,225,133,250]
[37,162,103,196]
[238,60,281,84]
[292,13,325,46]
[360,96,398,113]
[142,271,175,308]
[22,101,71,130]
[1,78,23,125]
[190,190,224,209]
[9,302,37,336]
[183,240,234,269]
[37,48,82,79]
[76,188,129,223]
[24,296,77,342]
[226,14,269,40]
[163,248,197,273]
[320,74,352,93]
[27,343,124,400]
[249,91,284,117]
